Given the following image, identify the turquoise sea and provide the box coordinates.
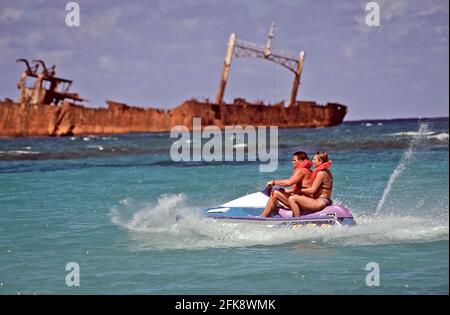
[0,118,448,294]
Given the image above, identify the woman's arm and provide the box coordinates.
[300,172,324,195]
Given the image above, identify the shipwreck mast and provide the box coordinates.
[215,33,236,106]
[215,23,305,107]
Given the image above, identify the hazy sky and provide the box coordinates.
[0,0,448,120]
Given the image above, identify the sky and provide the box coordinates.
[0,0,448,120]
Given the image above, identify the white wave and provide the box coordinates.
[110,194,449,251]
[392,131,448,142]
[428,132,449,141]
[391,131,434,137]
[0,150,40,155]
[318,213,448,247]
[86,145,104,151]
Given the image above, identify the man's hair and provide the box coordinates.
[293,151,308,161]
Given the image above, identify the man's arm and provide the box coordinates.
[271,170,304,187]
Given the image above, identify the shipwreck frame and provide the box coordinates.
[216,23,306,107]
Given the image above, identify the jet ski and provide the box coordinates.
[203,187,357,229]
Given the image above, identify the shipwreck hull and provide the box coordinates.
[0,99,347,137]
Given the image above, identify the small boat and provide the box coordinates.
[203,187,357,229]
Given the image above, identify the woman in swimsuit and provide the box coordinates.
[288,151,333,217]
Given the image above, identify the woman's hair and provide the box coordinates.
[315,151,329,163]
[293,151,308,161]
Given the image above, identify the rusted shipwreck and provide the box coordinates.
[0,25,347,137]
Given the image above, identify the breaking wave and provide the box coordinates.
[86,145,104,151]
[429,133,449,141]
[391,131,434,137]
[391,131,448,142]
[0,150,40,155]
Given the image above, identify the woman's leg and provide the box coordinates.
[288,195,302,217]
[260,190,291,217]
[288,195,327,217]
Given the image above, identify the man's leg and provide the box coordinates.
[260,190,291,217]
[273,190,291,208]
[260,192,277,217]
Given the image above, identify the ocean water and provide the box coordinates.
[0,118,448,295]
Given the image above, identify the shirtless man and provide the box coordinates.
[288,151,333,217]
[260,151,312,217]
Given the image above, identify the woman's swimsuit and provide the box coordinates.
[317,170,333,207]
[318,196,333,207]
